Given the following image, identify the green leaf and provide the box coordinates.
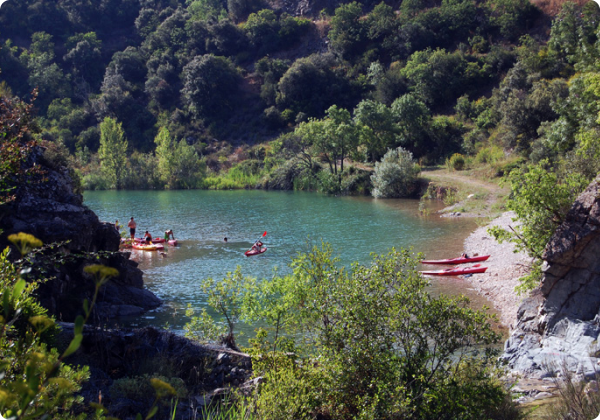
[145,406,158,419]
[62,333,83,358]
[74,315,84,335]
[12,279,26,300]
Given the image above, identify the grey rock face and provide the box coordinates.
[0,146,161,321]
[502,175,600,379]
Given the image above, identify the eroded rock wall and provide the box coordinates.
[502,175,600,378]
[0,146,160,321]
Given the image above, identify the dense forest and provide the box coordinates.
[1,0,598,194]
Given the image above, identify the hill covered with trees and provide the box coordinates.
[0,0,599,194]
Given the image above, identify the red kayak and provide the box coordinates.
[420,264,488,276]
[421,255,490,265]
[245,246,267,257]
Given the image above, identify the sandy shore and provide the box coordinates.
[463,212,532,328]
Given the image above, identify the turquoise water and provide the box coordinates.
[84,190,486,334]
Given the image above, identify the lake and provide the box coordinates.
[84,190,490,336]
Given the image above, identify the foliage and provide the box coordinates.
[275,54,357,118]
[295,105,359,187]
[155,127,206,189]
[197,268,248,350]
[371,147,420,198]
[235,244,516,420]
[353,99,399,162]
[447,153,465,171]
[204,160,263,189]
[0,235,104,419]
[98,117,128,190]
[184,305,227,343]
[0,92,44,204]
[181,54,240,122]
[488,161,588,276]
[328,2,366,59]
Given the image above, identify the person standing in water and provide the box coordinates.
[164,230,175,241]
[128,217,137,240]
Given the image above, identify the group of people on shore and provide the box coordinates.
[115,217,175,244]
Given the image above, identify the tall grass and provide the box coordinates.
[200,397,255,420]
[204,164,263,190]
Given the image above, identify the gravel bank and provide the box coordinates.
[463,212,532,328]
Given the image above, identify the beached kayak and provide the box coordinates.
[420,265,488,276]
[245,246,267,257]
[421,255,490,265]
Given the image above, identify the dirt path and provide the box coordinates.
[421,168,509,219]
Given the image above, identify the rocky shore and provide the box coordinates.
[463,211,531,329]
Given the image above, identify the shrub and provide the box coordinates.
[371,147,421,198]
[447,152,466,170]
[0,235,97,419]
[236,245,521,420]
[475,146,505,164]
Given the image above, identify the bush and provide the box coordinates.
[447,152,466,170]
[236,245,520,420]
[371,147,421,198]
[0,235,93,419]
[475,146,505,164]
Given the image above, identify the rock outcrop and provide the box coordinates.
[0,145,161,321]
[60,324,253,419]
[502,175,600,379]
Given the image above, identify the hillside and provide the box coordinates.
[1,0,600,195]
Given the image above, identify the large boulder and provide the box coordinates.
[502,175,600,379]
[0,145,161,321]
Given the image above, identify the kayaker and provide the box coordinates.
[128,217,137,240]
[164,229,175,241]
[460,252,470,259]
[224,237,228,243]
[252,240,263,251]
[144,231,153,244]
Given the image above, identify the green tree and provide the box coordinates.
[488,162,588,291]
[181,54,240,122]
[295,105,359,188]
[328,1,366,59]
[353,99,399,162]
[239,244,513,419]
[154,126,176,187]
[487,0,539,41]
[391,93,432,158]
[20,32,70,111]
[400,48,467,106]
[187,0,227,22]
[63,32,103,89]
[98,117,128,189]
[371,146,421,198]
[276,54,357,118]
[171,138,206,189]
